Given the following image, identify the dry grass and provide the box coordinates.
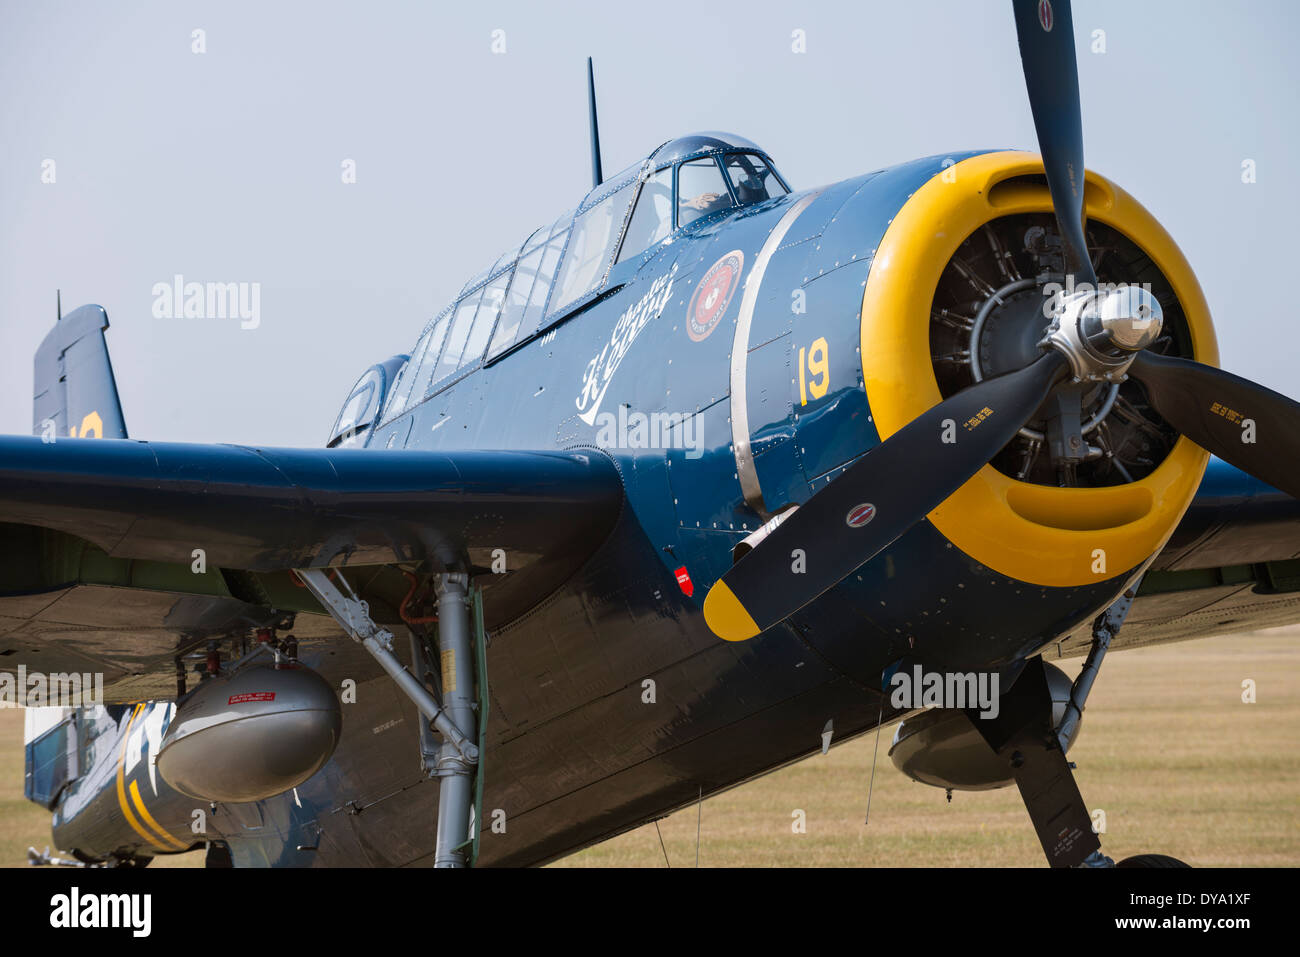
[0,707,47,867]
[556,628,1300,867]
[3,628,1296,868]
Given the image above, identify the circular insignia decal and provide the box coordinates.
[1038,0,1053,32]
[686,249,745,342]
[846,503,877,528]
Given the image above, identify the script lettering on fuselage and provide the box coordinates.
[576,264,678,426]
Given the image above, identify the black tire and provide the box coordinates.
[1116,853,1190,868]
[205,841,234,868]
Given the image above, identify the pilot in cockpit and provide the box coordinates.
[679,190,729,218]
[676,153,788,227]
[677,156,735,226]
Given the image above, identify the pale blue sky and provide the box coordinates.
[2,0,1297,445]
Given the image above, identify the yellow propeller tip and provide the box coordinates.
[703,581,760,642]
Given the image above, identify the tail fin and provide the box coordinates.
[33,303,128,439]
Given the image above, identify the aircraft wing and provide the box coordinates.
[1055,457,1300,657]
[0,435,623,701]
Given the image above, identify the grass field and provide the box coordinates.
[4,628,1297,868]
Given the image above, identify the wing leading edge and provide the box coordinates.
[0,435,621,571]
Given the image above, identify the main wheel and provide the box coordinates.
[205,841,234,868]
[1115,853,1190,868]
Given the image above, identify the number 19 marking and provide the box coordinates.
[799,337,830,406]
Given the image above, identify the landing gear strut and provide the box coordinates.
[431,573,479,868]
[967,581,1141,867]
[296,567,484,868]
[968,655,1101,867]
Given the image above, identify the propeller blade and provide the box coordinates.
[704,352,1069,641]
[1011,0,1096,286]
[1128,350,1300,498]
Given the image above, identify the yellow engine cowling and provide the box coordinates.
[859,151,1219,588]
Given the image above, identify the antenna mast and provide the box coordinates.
[587,57,603,189]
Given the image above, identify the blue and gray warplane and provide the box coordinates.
[6,0,1300,868]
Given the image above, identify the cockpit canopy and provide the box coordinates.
[378,133,789,427]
